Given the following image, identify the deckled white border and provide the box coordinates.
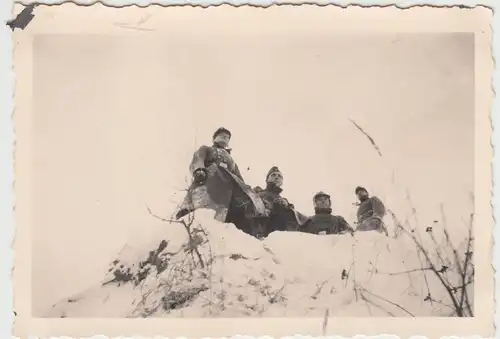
[1,1,13,339]
[2,1,498,338]
[8,0,500,8]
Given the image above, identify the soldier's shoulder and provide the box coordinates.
[194,144,211,152]
[333,214,347,222]
[303,215,315,225]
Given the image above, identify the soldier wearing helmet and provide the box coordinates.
[303,191,353,235]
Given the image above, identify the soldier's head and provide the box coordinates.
[355,186,369,201]
[212,127,231,148]
[313,191,331,209]
[266,166,283,188]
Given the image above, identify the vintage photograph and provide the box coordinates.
[12,3,494,338]
[35,30,476,318]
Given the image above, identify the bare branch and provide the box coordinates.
[360,287,415,317]
[348,120,474,318]
[312,278,331,300]
[146,205,205,269]
[441,209,474,317]
[424,295,455,312]
[360,293,396,317]
[322,308,329,335]
[348,118,383,157]
[459,214,474,316]
[376,267,433,276]
[351,239,359,301]
[146,205,182,224]
[398,218,464,315]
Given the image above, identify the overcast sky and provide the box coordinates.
[31,32,474,315]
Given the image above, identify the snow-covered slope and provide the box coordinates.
[46,209,465,318]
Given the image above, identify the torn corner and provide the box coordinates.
[6,4,37,31]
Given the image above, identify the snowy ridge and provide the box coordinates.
[46,209,468,318]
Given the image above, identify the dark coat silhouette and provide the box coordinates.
[255,184,309,236]
[175,145,267,236]
[303,208,353,235]
[356,196,387,234]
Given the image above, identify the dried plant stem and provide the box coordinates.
[360,287,415,317]
[146,205,205,269]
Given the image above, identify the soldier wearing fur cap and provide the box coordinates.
[354,186,388,235]
[303,191,353,235]
[175,127,267,238]
[254,166,309,236]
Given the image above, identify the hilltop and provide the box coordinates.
[46,209,471,318]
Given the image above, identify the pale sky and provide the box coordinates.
[31,33,474,315]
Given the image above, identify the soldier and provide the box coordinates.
[354,186,388,235]
[175,127,267,238]
[257,166,292,210]
[303,191,353,235]
[255,166,309,235]
[189,127,243,184]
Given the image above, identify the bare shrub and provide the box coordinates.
[350,118,474,317]
[387,208,474,317]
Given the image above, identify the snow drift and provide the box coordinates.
[46,209,472,318]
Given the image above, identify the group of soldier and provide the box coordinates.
[175,127,388,239]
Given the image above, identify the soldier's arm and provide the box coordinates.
[302,218,315,234]
[338,216,354,233]
[256,191,272,211]
[277,196,294,209]
[233,162,245,182]
[253,186,263,193]
[189,145,210,175]
[371,196,386,218]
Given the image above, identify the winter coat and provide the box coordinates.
[255,185,309,235]
[303,208,353,235]
[356,218,388,235]
[175,145,267,236]
[258,184,294,211]
[189,145,244,181]
[356,196,386,223]
[356,196,387,234]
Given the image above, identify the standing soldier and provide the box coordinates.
[175,127,267,238]
[303,191,353,235]
[354,186,388,235]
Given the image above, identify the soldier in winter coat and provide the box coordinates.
[255,166,309,236]
[303,191,353,235]
[175,127,267,238]
[354,186,388,235]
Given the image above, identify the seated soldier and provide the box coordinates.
[255,166,308,235]
[303,191,353,235]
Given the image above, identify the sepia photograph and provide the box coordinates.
[12,3,494,338]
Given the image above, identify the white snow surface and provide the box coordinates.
[46,209,466,318]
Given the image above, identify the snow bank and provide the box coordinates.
[46,209,466,318]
